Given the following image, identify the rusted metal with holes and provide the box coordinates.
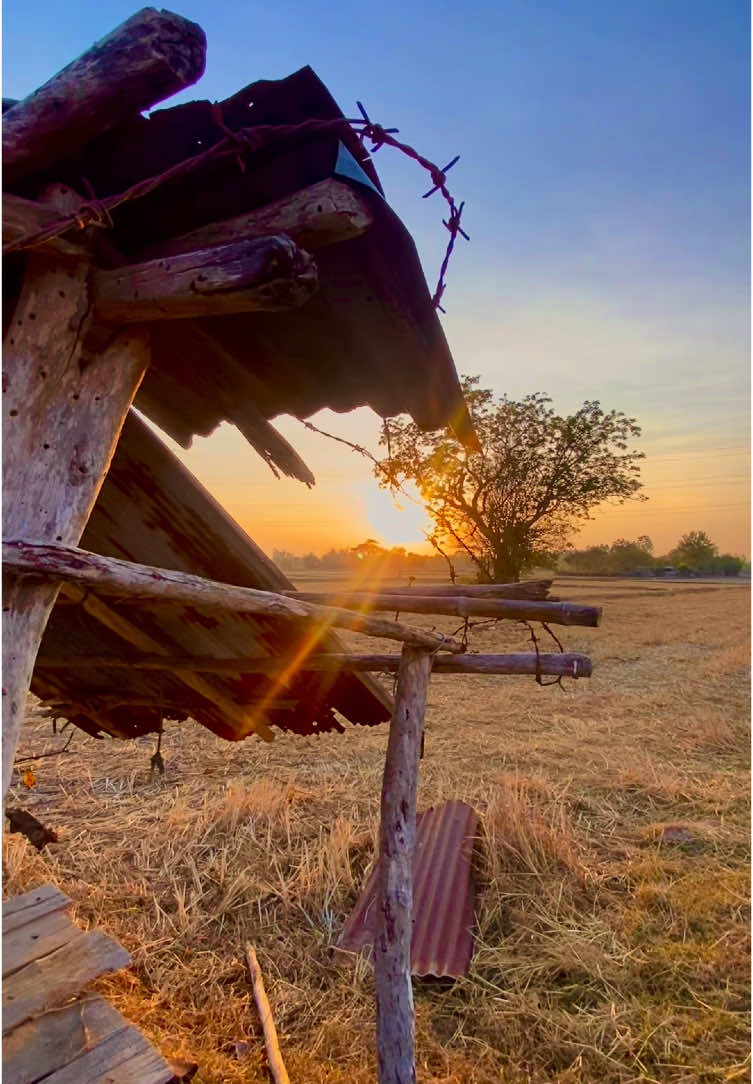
[337,800,480,978]
[31,412,392,741]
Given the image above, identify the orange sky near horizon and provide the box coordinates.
[165,399,750,562]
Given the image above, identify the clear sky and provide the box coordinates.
[4,0,750,557]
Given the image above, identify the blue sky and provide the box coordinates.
[4,0,750,554]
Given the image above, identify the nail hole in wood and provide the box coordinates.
[9,409,18,416]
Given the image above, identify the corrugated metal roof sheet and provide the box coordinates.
[337,800,480,978]
[13,66,475,450]
[32,411,392,742]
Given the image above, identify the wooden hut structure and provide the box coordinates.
[3,10,600,1081]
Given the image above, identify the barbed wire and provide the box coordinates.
[5,103,468,309]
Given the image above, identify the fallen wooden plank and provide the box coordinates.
[2,994,125,1084]
[92,235,317,321]
[4,541,466,654]
[2,908,80,977]
[40,1024,174,1084]
[139,177,375,258]
[2,884,71,930]
[2,929,130,1034]
[3,8,206,183]
[35,651,593,679]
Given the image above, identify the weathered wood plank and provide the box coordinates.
[2,182,150,798]
[35,651,593,679]
[2,994,124,1084]
[4,541,466,654]
[2,883,71,929]
[3,8,206,183]
[40,1024,174,1084]
[93,235,317,321]
[374,645,431,1084]
[2,907,80,977]
[139,178,375,258]
[2,929,130,1034]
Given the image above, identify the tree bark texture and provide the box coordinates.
[2,189,149,797]
[374,645,432,1084]
[3,8,206,183]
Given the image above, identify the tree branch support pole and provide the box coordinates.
[2,185,149,799]
[374,645,432,1084]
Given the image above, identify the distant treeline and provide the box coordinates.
[274,531,749,579]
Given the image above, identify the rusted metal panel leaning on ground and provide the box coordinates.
[337,800,480,978]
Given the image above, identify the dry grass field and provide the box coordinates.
[3,577,750,1083]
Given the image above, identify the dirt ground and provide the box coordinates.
[3,576,750,1083]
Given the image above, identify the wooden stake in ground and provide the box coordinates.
[374,645,433,1084]
[244,944,290,1084]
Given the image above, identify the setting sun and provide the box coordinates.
[361,484,433,551]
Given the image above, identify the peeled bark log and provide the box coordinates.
[2,541,466,654]
[93,235,317,321]
[3,8,206,183]
[284,592,601,627]
[374,645,431,1084]
[35,651,593,679]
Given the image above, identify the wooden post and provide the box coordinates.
[2,185,149,798]
[374,645,432,1084]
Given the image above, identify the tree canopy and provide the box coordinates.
[377,377,645,581]
[670,530,717,569]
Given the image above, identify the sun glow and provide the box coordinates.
[362,485,433,551]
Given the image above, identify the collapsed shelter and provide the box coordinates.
[2,9,600,1082]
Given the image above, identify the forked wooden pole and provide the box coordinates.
[374,645,432,1084]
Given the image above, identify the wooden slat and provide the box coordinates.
[40,1024,174,1084]
[2,883,71,930]
[2,908,80,977]
[2,929,130,1034]
[2,994,125,1084]
[2,194,87,257]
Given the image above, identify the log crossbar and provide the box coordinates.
[35,651,592,679]
[284,592,601,627]
[2,541,465,654]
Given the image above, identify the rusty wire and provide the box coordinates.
[5,105,468,309]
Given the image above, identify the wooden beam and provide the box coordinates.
[35,651,593,679]
[140,178,375,259]
[59,584,275,742]
[4,541,466,654]
[374,645,431,1084]
[284,592,601,627]
[357,580,552,599]
[2,184,149,799]
[92,235,317,322]
[3,194,87,257]
[2,8,206,183]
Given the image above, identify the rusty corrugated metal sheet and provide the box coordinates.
[32,411,392,742]
[337,800,480,978]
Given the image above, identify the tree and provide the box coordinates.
[377,378,645,582]
[670,530,717,570]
